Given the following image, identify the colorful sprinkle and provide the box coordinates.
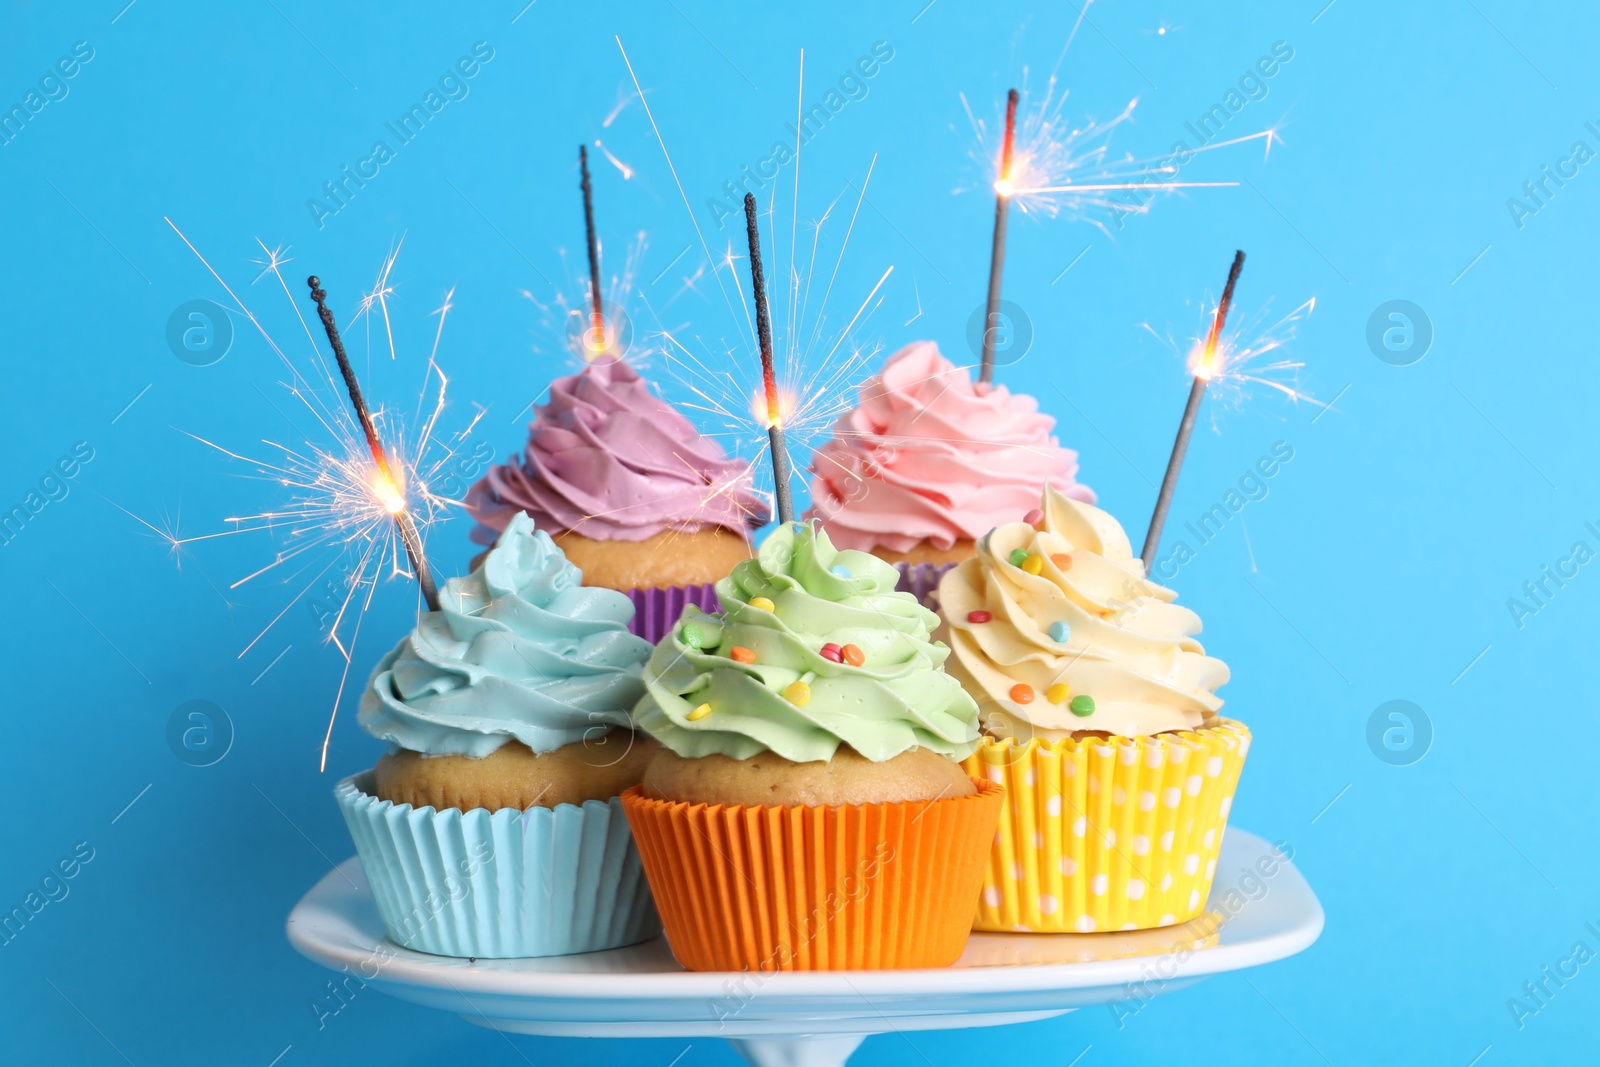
[1008,548,1029,567]
[1069,694,1096,717]
[1023,508,1044,527]
[729,646,756,664]
[784,681,811,707]
[830,564,853,579]
[1050,553,1073,571]
[1048,621,1071,644]
[1046,683,1072,704]
[966,610,993,624]
[1010,683,1035,704]
[841,643,865,666]
[819,642,844,663]
[679,623,705,650]
[1021,553,1044,575]
[687,702,713,721]
[749,597,776,612]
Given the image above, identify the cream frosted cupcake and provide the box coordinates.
[805,340,1093,602]
[466,355,767,642]
[335,512,661,958]
[620,520,1003,971]
[938,486,1248,932]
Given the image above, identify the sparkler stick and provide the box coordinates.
[579,143,606,356]
[1140,250,1246,571]
[742,193,792,524]
[307,275,441,612]
[978,87,1019,386]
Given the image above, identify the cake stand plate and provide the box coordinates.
[288,828,1321,1067]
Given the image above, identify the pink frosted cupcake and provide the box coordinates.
[805,341,1093,603]
[467,355,767,642]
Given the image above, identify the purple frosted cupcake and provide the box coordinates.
[467,356,767,642]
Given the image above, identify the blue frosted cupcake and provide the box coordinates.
[336,511,661,958]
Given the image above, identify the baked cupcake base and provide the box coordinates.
[871,538,975,568]
[556,528,752,591]
[374,732,655,811]
[567,530,745,644]
[961,720,1249,932]
[337,772,660,958]
[642,746,976,807]
[468,528,748,644]
[621,778,1003,971]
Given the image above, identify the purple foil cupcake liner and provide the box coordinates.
[895,561,959,613]
[626,582,721,645]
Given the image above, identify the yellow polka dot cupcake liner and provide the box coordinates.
[961,719,1249,933]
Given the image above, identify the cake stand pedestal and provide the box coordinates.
[288,828,1321,1067]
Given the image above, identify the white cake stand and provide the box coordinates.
[288,828,1321,1067]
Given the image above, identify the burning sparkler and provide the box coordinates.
[159,221,482,769]
[1141,250,1245,570]
[1133,264,1320,574]
[1138,273,1320,419]
[961,3,1283,226]
[1139,251,1248,572]
[514,143,643,372]
[742,193,792,522]
[307,276,440,612]
[978,88,1020,385]
[962,83,1268,227]
[579,143,608,358]
[618,38,896,528]
[964,42,1275,384]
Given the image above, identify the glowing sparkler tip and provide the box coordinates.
[993,178,1016,198]
[751,387,796,430]
[1190,343,1222,382]
[371,471,407,514]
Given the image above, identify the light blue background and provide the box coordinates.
[1,1,1592,1064]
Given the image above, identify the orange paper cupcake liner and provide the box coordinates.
[961,720,1249,933]
[621,778,1004,971]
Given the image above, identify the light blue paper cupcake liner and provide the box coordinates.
[335,772,660,959]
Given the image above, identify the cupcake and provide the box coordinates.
[937,486,1248,933]
[335,511,662,958]
[466,354,767,643]
[805,340,1093,604]
[621,520,1004,971]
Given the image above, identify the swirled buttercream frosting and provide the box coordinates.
[466,356,766,545]
[632,521,980,763]
[938,486,1229,739]
[360,512,653,757]
[804,341,1093,553]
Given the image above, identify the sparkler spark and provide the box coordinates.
[1144,293,1322,417]
[593,139,634,180]
[961,75,1278,230]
